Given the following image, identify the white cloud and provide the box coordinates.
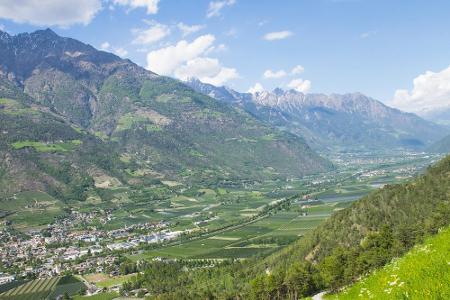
[174,57,238,86]
[205,43,228,54]
[287,78,311,93]
[100,42,110,50]
[0,24,5,31]
[291,65,304,75]
[113,0,159,14]
[146,34,238,85]
[263,30,293,41]
[206,0,235,18]
[263,65,305,79]
[360,30,377,39]
[0,0,102,27]
[390,65,450,116]
[224,28,237,37]
[132,22,170,44]
[257,20,268,27]
[263,69,287,79]
[248,83,264,94]
[114,47,128,57]
[215,44,228,52]
[146,34,216,75]
[177,22,204,37]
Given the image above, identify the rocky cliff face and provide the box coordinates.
[186,79,447,150]
[0,29,154,127]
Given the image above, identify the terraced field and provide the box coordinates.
[0,276,85,300]
[0,277,58,300]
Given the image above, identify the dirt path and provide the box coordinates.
[312,291,327,300]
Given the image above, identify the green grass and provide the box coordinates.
[327,226,450,299]
[84,273,134,288]
[0,98,36,116]
[115,113,148,131]
[47,282,86,299]
[260,133,278,141]
[0,191,65,229]
[145,124,162,132]
[115,111,165,133]
[73,292,119,300]
[11,140,82,152]
[134,203,336,260]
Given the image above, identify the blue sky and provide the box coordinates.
[1,0,450,115]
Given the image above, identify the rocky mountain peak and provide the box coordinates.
[0,29,152,86]
[186,78,448,150]
[0,29,10,41]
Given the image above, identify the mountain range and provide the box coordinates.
[1,28,449,300]
[186,78,448,151]
[1,28,448,206]
[0,29,332,201]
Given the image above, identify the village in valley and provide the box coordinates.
[0,151,440,297]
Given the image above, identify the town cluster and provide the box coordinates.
[0,210,182,282]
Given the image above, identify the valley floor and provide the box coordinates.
[0,150,443,298]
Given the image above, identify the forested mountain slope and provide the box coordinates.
[327,225,450,299]
[0,29,332,203]
[253,154,450,297]
[0,78,128,220]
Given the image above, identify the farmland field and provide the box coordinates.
[0,276,85,300]
[131,201,342,260]
[126,151,441,261]
[73,292,119,300]
[1,149,438,233]
[0,191,65,230]
[0,277,58,300]
[83,273,134,288]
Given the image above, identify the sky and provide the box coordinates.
[1,0,450,117]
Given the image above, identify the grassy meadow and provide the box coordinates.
[327,226,450,299]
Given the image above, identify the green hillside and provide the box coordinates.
[247,154,450,298]
[0,29,333,229]
[118,155,450,299]
[327,225,450,299]
[0,30,332,213]
[0,29,332,183]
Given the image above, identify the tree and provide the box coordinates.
[319,247,353,291]
[62,292,72,300]
[285,262,320,299]
[250,274,267,300]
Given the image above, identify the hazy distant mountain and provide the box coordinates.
[0,29,332,199]
[186,78,447,151]
[427,133,450,153]
[420,107,450,126]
